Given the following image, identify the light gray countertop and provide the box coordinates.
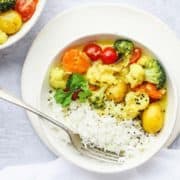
[0,0,180,169]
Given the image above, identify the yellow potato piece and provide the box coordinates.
[106,80,127,102]
[0,10,22,35]
[49,67,68,89]
[0,30,8,44]
[142,103,164,134]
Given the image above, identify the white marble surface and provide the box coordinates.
[0,0,180,169]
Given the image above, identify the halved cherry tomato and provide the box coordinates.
[130,48,142,64]
[83,43,102,61]
[101,47,118,64]
[134,83,166,100]
[15,0,37,22]
[62,49,91,74]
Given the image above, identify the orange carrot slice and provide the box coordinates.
[62,49,91,74]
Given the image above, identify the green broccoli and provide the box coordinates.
[114,39,134,56]
[0,0,15,12]
[138,56,166,89]
[89,87,106,109]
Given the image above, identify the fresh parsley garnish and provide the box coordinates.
[78,89,92,102]
[54,89,72,107]
[54,74,92,107]
[66,73,85,90]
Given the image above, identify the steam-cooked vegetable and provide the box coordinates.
[49,67,68,89]
[138,55,166,88]
[0,10,22,35]
[0,30,7,44]
[86,61,120,86]
[126,64,145,88]
[89,86,106,109]
[142,103,164,134]
[125,91,149,111]
[114,39,134,56]
[123,92,149,119]
[0,0,15,12]
[134,83,166,100]
[106,80,127,102]
[62,49,91,74]
[130,48,142,64]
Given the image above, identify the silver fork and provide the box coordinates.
[0,89,120,163]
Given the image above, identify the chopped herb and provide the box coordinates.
[54,89,72,107]
[78,90,92,102]
[54,73,92,107]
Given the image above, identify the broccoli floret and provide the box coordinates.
[138,56,166,89]
[114,39,134,56]
[0,0,15,12]
[89,87,106,109]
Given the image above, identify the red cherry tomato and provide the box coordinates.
[83,43,102,61]
[130,48,142,64]
[101,47,118,64]
[15,0,37,22]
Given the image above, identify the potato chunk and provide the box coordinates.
[106,80,127,102]
[0,10,22,35]
[49,67,68,89]
[142,103,164,134]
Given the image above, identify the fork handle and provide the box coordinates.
[0,89,69,133]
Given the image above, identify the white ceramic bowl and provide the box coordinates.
[0,0,47,50]
[21,4,180,174]
[40,33,178,173]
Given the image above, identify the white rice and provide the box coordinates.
[47,92,156,163]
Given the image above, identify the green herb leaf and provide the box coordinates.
[54,73,92,107]
[78,89,92,102]
[54,89,72,107]
[66,74,87,91]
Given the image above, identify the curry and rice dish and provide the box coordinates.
[48,39,167,162]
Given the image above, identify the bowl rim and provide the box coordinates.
[0,0,47,50]
[21,3,179,174]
